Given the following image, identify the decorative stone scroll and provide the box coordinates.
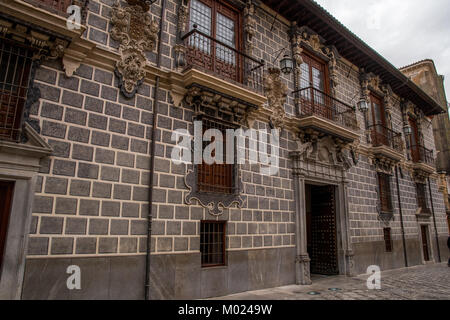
[110,0,158,98]
[263,68,288,128]
[178,0,190,35]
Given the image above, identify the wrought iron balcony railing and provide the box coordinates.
[293,86,358,131]
[411,144,434,166]
[368,124,403,153]
[181,26,265,94]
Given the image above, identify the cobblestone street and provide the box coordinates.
[211,263,450,300]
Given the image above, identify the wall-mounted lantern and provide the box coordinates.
[357,98,369,112]
[280,54,294,75]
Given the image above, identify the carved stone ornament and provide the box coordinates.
[244,0,256,56]
[263,68,288,128]
[110,1,159,97]
[178,0,191,35]
[293,129,354,170]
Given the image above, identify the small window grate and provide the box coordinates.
[383,228,393,252]
[0,40,34,142]
[200,221,226,267]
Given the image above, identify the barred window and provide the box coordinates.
[383,228,393,252]
[197,116,235,194]
[0,41,33,141]
[378,173,393,213]
[416,183,430,213]
[200,221,226,267]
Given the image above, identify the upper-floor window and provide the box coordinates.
[0,41,34,141]
[298,52,331,118]
[377,173,393,213]
[186,0,241,82]
[408,116,421,162]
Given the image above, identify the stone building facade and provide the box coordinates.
[0,0,448,299]
[400,60,450,232]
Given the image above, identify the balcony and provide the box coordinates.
[293,86,359,142]
[368,124,404,162]
[410,144,435,176]
[181,26,265,95]
[24,0,72,16]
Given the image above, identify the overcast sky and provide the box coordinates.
[314,0,450,106]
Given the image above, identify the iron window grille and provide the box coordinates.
[197,115,237,194]
[0,40,34,142]
[383,227,393,252]
[377,173,393,214]
[416,183,430,214]
[200,221,226,267]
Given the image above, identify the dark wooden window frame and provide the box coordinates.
[187,0,243,82]
[377,172,393,214]
[200,220,226,267]
[299,50,331,94]
[383,227,393,253]
[196,115,237,195]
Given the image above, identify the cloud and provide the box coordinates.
[315,0,450,104]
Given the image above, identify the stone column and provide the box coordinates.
[290,151,312,285]
[339,173,355,276]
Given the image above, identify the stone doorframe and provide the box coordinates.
[290,148,356,285]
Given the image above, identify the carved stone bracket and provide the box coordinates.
[263,68,288,129]
[110,0,158,97]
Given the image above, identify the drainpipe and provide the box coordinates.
[427,177,442,262]
[145,0,166,301]
[394,166,408,267]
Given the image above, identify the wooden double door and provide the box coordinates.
[307,185,339,275]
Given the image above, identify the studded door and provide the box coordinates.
[310,185,339,275]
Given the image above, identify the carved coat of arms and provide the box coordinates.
[110,1,158,97]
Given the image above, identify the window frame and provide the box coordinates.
[416,183,430,214]
[196,114,237,195]
[187,0,243,82]
[299,51,330,94]
[0,40,34,142]
[200,220,227,268]
[377,172,393,214]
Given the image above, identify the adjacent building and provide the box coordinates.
[0,0,448,299]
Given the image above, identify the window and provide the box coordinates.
[383,228,393,252]
[0,41,34,141]
[378,173,393,213]
[416,183,430,214]
[408,117,420,162]
[197,116,235,194]
[200,221,226,267]
[369,94,390,146]
[187,0,241,82]
[299,52,330,118]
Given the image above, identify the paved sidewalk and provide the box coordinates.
[210,263,450,300]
